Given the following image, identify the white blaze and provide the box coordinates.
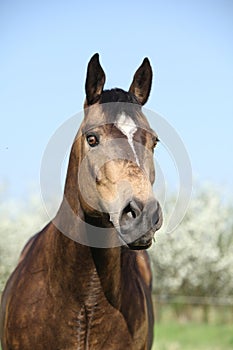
[115,112,140,166]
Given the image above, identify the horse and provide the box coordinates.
[0,53,162,349]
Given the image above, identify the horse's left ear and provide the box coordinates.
[85,53,106,106]
[129,58,152,105]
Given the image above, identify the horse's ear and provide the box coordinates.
[85,53,106,106]
[129,58,152,105]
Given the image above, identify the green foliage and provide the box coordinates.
[0,189,49,292]
[149,186,233,299]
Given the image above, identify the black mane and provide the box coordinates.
[100,88,139,104]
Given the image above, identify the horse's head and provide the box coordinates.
[66,54,162,249]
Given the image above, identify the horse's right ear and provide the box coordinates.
[85,53,106,106]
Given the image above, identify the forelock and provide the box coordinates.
[100,88,140,104]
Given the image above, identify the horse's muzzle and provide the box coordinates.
[119,198,163,250]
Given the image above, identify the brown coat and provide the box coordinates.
[1,223,154,349]
[0,54,162,349]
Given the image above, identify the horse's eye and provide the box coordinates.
[86,134,99,147]
[153,137,160,149]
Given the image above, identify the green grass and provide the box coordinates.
[152,322,233,350]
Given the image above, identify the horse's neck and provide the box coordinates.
[47,224,122,309]
[91,246,122,308]
[51,190,122,308]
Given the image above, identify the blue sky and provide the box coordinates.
[1,0,233,199]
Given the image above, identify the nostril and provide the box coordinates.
[152,212,159,226]
[152,208,161,227]
[123,204,137,219]
[121,201,141,227]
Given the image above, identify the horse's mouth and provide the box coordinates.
[126,211,162,250]
[128,239,152,250]
[127,230,155,250]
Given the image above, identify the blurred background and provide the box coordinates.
[1,1,233,349]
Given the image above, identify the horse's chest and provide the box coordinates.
[3,261,148,349]
[62,296,134,350]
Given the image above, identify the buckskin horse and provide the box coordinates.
[0,54,162,349]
